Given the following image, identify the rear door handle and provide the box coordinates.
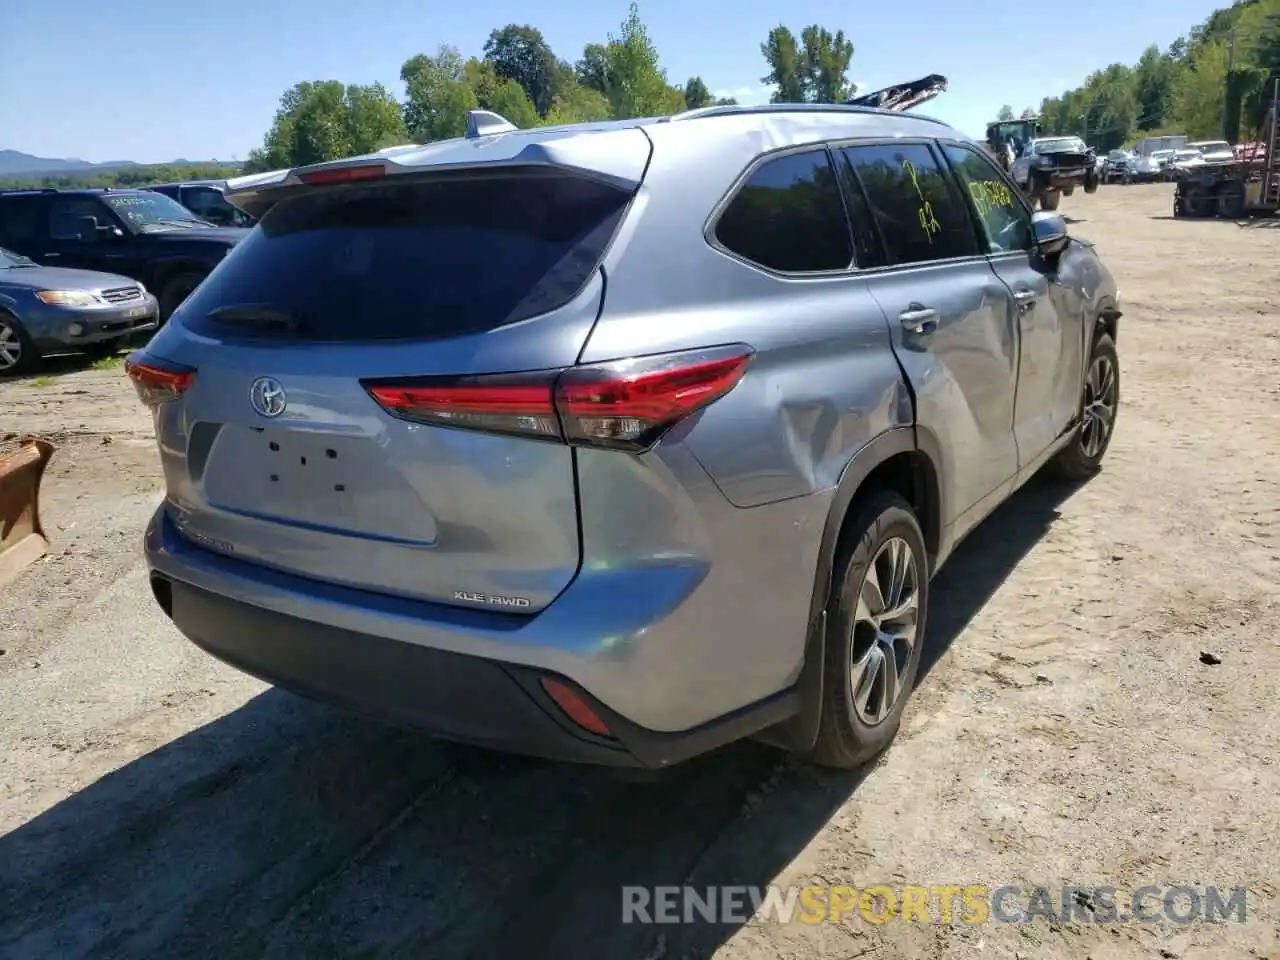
[1013,288,1037,311]
[42,252,61,258]
[899,305,938,334]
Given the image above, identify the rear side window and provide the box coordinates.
[178,172,633,342]
[714,149,853,273]
[840,143,979,266]
[0,196,46,246]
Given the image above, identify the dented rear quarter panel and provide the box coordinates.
[582,113,919,509]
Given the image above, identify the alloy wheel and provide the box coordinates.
[0,319,22,373]
[850,536,921,725]
[1081,351,1117,459]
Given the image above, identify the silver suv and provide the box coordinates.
[129,103,1121,770]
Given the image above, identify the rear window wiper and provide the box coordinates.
[206,304,304,334]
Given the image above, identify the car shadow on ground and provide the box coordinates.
[0,475,1082,960]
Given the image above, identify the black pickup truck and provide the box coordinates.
[0,188,248,320]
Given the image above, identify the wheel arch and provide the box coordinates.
[756,426,944,754]
[1096,296,1121,345]
[153,258,208,290]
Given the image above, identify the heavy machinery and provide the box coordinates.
[1174,79,1280,219]
[986,117,1041,172]
[846,74,948,112]
[0,437,54,586]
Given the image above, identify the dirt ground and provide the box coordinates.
[1,184,1278,960]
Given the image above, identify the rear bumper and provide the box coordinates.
[145,507,805,768]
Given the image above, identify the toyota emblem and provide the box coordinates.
[249,376,287,418]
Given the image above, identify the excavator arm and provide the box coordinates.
[845,74,948,112]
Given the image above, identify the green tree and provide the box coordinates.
[462,58,540,127]
[761,24,854,103]
[542,83,613,125]
[684,76,713,110]
[575,43,612,95]
[1133,44,1177,130]
[1020,107,1036,119]
[245,80,406,172]
[483,25,560,116]
[1173,39,1232,138]
[401,46,479,142]
[799,26,854,102]
[601,3,685,118]
[761,27,805,102]
[997,104,1015,121]
[0,163,242,190]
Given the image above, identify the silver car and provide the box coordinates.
[0,246,158,375]
[130,104,1122,769]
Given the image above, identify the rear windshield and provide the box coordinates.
[178,171,632,342]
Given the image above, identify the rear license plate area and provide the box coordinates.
[201,426,431,540]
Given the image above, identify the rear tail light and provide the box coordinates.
[125,354,196,406]
[362,344,753,452]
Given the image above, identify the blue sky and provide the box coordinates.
[1,0,1224,163]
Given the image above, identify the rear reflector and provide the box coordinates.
[362,344,753,452]
[540,678,612,737]
[125,353,196,405]
[296,164,386,186]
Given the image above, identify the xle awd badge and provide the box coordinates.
[249,376,287,418]
[455,591,532,609]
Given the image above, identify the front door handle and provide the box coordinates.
[899,304,938,334]
[1013,288,1037,313]
[42,252,61,259]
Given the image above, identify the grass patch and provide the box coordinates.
[28,375,56,388]
[90,354,124,371]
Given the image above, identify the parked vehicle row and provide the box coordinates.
[1101,140,1238,184]
[0,186,250,373]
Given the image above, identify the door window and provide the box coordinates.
[839,143,979,266]
[48,197,113,241]
[714,148,853,273]
[940,143,1033,254]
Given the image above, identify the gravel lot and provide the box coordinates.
[1,184,1278,960]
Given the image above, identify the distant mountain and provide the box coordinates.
[0,150,238,178]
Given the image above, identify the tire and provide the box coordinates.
[1040,190,1061,211]
[0,311,37,377]
[1084,172,1099,194]
[1216,183,1245,219]
[159,272,204,321]
[800,491,929,770]
[1048,332,1119,481]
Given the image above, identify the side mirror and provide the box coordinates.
[74,216,101,242]
[1031,211,1069,257]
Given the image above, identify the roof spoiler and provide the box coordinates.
[846,74,948,113]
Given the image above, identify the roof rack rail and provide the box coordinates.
[667,101,949,126]
[465,110,518,138]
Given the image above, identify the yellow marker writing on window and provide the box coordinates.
[901,158,941,242]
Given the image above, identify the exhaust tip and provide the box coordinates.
[150,574,173,619]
